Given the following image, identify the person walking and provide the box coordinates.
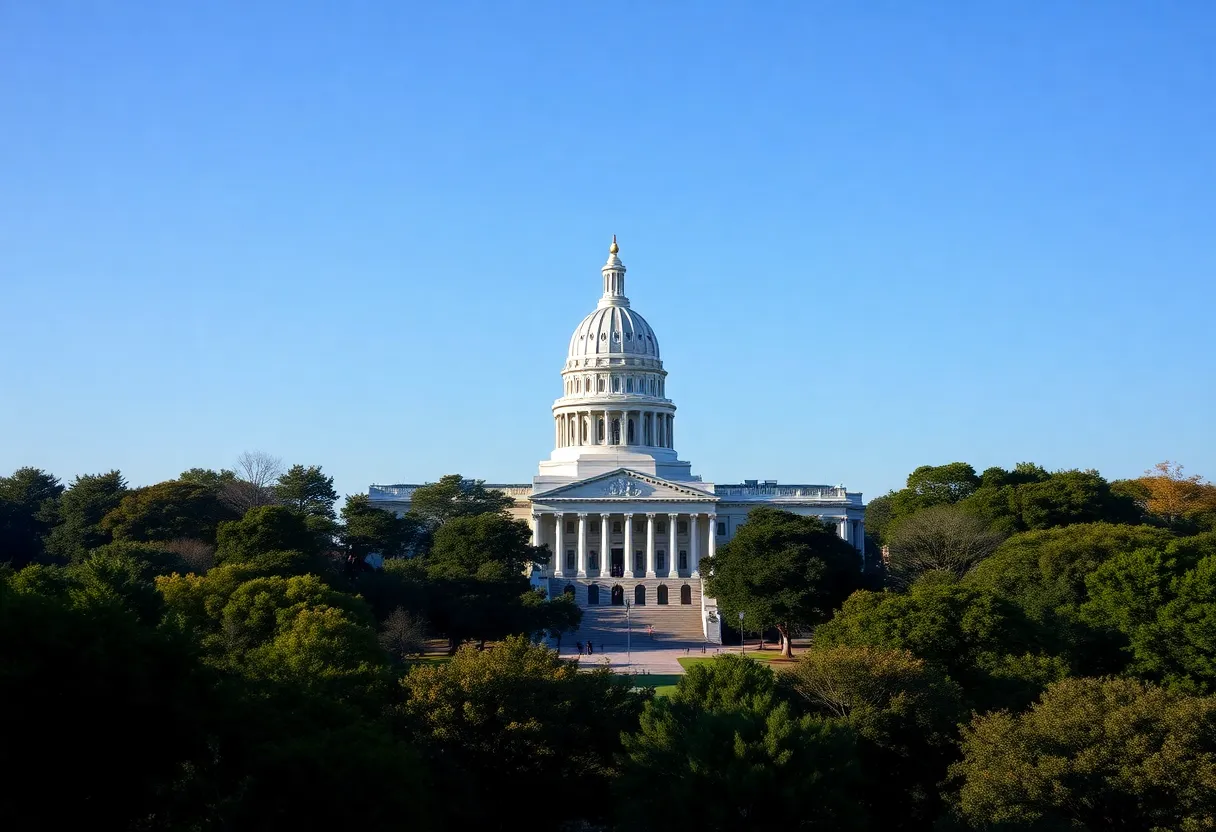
[576,641,584,656]
[647,624,654,640]
[586,641,593,655]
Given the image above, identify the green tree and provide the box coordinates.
[1018,469,1140,530]
[43,470,128,562]
[100,478,239,544]
[813,575,1065,712]
[0,563,212,829]
[904,462,981,507]
[965,523,1175,675]
[427,511,544,579]
[274,464,338,520]
[705,507,864,656]
[0,467,63,567]
[1128,543,1216,693]
[400,636,644,830]
[341,493,421,560]
[787,645,965,829]
[950,676,1216,830]
[214,505,326,572]
[178,466,237,490]
[617,655,864,831]
[407,474,514,529]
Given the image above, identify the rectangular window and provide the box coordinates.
[565,550,575,569]
[613,521,622,534]
[679,550,688,569]
[657,521,667,534]
[717,521,726,537]
[635,551,644,571]
[589,551,598,569]
[566,521,575,535]
[590,521,600,534]
[678,520,688,535]
[657,551,666,571]
[635,521,645,534]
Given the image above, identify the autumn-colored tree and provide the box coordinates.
[1138,461,1216,525]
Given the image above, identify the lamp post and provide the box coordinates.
[738,611,745,656]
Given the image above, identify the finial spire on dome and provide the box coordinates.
[610,234,618,255]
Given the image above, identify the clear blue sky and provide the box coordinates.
[2,2,1214,503]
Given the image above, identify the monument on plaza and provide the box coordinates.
[369,238,866,642]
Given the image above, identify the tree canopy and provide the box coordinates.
[705,507,864,656]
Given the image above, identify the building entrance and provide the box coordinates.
[610,548,624,578]
[611,585,624,605]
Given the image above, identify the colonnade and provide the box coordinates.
[531,510,714,579]
[555,409,674,449]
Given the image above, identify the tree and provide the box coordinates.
[1017,469,1140,530]
[427,511,544,579]
[813,575,1065,712]
[341,493,420,560]
[0,562,213,829]
[0,467,62,567]
[787,645,965,829]
[904,462,981,506]
[1127,543,1216,692]
[400,636,644,830]
[705,508,864,656]
[178,467,237,490]
[43,470,128,562]
[100,478,239,544]
[885,504,1004,590]
[407,474,514,529]
[1138,461,1216,527]
[950,677,1216,830]
[214,505,326,573]
[274,464,338,518]
[222,450,283,513]
[617,655,864,831]
[379,607,428,662]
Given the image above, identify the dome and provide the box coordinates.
[567,305,660,359]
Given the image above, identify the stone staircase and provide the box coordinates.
[552,600,707,653]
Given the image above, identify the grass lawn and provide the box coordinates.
[678,650,797,672]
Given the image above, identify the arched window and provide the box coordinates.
[634,584,646,606]
[611,418,620,445]
[598,377,606,392]
[627,419,635,444]
[680,584,692,605]
[626,377,634,392]
[587,584,600,605]
[611,585,624,605]
[564,584,575,598]
[613,376,621,392]
[597,418,605,442]
[657,584,669,605]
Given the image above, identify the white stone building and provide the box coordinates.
[369,239,865,643]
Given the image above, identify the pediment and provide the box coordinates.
[534,469,717,502]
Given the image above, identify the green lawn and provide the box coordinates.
[677,651,796,672]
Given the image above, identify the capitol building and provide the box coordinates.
[369,239,866,643]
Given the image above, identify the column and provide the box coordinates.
[668,513,679,578]
[689,512,700,576]
[707,513,717,561]
[838,518,848,545]
[600,513,610,577]
[553,513,564,577]
[530,513,539,546]
[624,512,634,577]
[577,513,588,577]
[645,513,656,577]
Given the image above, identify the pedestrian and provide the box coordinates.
[587,642,593,655]
[648,624,653,640]
[576,641,584,656]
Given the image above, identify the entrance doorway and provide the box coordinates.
[611,548,624,578]
[611,585,624,605]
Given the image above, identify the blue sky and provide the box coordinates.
[2,2,1213,502]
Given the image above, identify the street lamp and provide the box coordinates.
[738,611,745,656]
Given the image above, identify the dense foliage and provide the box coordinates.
[2,456,1215,829]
